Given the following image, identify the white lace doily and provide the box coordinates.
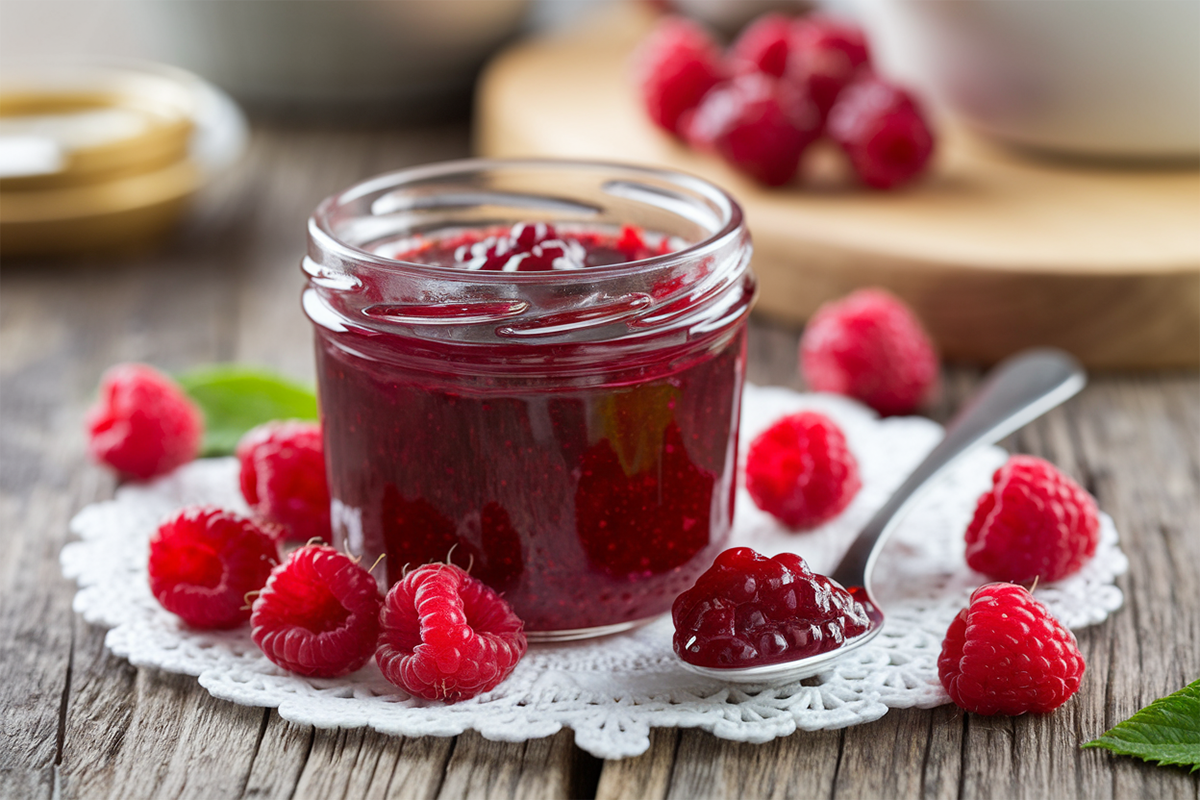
[62,384,1128,760]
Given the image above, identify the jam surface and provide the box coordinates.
[382,222,673,272]
[316,223,746,633]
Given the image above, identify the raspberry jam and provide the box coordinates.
[304,160,755,639]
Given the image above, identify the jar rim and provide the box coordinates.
[308,157,745,283]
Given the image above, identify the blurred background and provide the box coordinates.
[0,0,799,118]
[2,0,1198,366]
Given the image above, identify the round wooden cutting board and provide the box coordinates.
[475,4,1200,368]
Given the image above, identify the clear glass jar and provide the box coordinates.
[304,159,755,640]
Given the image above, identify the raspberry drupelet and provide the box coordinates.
[744,411,861,529]
[86,363,203,480]
[251,545,382,678]
[376,563,527,702]
[237,420,331,542]
[964,455,1100,584]
[939,583,1085,715]
[673,547,871,669]
[800,288,939,416]
[148,506,280,629]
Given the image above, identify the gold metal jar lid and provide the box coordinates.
[0,61,246,257]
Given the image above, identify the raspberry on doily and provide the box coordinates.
[61,384,1128,760]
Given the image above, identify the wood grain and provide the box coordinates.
[475,3,1200,368]
[2,120,1197,800]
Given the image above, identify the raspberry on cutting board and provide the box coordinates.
[673,547,871,669]
[633,16,726,135]
[728,13,793,77]
[237,420,331,542]
[827,75,935,190]
[86,363,203,480]
[683,72,822,187]
[939,583,1086,715]
[251,545,383,678]
[631,12,936,189]
[376,563,527,702]
[787,16,872,118]
[744,410,861,529]
[148,506,280,629]
[800,288,939,416]
[965,455,1101,584]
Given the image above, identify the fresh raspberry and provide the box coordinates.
[728,13,794,77]
[237,420,331,542]
[787,16,871,118]
[251,545,383,678]
[634,16,726,135]
[939,583,1085,715]
[800,288,938,416]
[673,547,870,668]
[827,75,935,190]
[86,363,203,480]
[148,506,280,629]
[376,563,527,702]
[964,456,1100,584]
[745,411,861,529]
[683,72,821,186]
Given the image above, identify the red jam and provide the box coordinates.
[306,162,754,638]
[384,222,673,272]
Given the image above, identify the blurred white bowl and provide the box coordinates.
[134,0,531,116]
[855,0,1200,160]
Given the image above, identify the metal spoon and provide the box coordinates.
[680,348,1087,684]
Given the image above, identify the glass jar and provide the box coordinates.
[304,159,755,640]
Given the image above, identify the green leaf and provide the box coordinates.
[1083,679,1200,773]
[177,366,318,457]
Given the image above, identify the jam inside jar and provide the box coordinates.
[304,160,756,640]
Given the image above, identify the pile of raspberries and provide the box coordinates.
[635,13,935,189]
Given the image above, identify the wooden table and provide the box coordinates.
[2,121,1197,800]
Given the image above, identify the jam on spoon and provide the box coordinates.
[676,348,1086,684]
[673,547,871,669]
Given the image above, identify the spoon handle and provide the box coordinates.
[828,348,1087,593]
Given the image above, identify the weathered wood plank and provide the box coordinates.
[285,726,455,800]
[0,266,128,800]
[593,728,678,800]
[58,624,265,800]
[662,727,843,800]
[833,707,963,800]
[432,731,592,800]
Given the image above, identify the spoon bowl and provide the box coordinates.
[679,348,1086,685]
